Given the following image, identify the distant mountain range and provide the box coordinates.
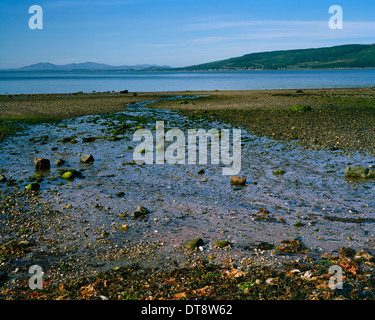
[5,44,375,71]
[12,62,172,71]
[177,44,375,71]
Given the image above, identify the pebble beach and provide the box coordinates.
[0,88,375,300]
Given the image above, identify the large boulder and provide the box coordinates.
[34,158,50,171]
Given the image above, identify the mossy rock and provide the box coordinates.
[290,105,311,112]
[214,240,230,248]
[82,137,96,143]
[257,242,275,250]
[184,238,204,250]
[136,148,148,154]
[26,182,40,192]
[60,137,75,143]
[61,171,74,180]
[273,169,286,175]
[108,136,122,141]
[33,173,43,180]
[59,169,84,179]
[344,166,375,179]
[293,221,305,227]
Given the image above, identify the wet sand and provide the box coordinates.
[0,89,375,299]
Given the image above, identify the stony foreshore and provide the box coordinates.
[0,88,375,300]
[148,87,375,155]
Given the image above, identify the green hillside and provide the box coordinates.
[178,44,375,71]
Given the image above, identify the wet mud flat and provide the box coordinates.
[0,95,375,299]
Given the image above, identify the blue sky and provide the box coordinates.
[0,0,374,68]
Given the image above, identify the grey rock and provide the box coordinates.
[130,206,150,218]
[55,159,65,166]
[80,154,94,164]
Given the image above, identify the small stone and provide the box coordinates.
[130,206,150,218]
[257,242,274,250]
[258,207,269,215]
[55,159,65,166]
[136,205,149,214]
[98,230,109,239]
[60,137,73,143]
[108,136,121,141]
[273,169,286,175]
[301,271,313,280]
[200,177,208,183]
[293,221,305,227]
[0,174,6,183]
[184,238,204,250]
[80,154,94,164]
[119,212,128,219]
[82,137,96,143]
[115,192,125,197]
[230,177,246,186]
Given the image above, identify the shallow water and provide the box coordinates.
[1,97,375,268]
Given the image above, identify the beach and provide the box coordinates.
[0,88,375,300]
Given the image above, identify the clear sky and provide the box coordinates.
[0,0,374,68]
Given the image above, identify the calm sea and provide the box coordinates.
[0,69,374,94]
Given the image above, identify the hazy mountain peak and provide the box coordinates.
[15,62,172,71]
